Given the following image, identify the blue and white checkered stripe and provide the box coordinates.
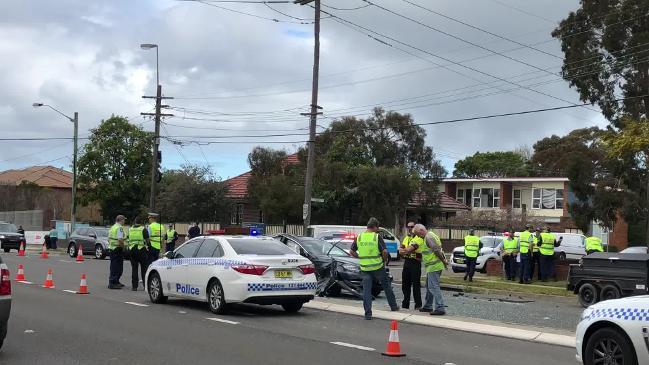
[151,258,245,268]
[247,282,317,292]
[589,308,649,321]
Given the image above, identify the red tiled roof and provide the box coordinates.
[410,191,470,211]
[224,153,299,199]
[0,166,73,189]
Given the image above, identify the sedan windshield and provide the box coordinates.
[299,238,349,257]
[95,229,109,237]
[228,239,297,255]
[0,223,17,232]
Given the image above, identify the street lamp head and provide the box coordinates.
[32,103,44,108]
[140,43,158,50]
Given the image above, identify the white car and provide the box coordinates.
[576,295,649,365]
[451,236,504,273]
[145,235,317,313]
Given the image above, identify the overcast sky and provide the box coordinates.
[0,0,604,179]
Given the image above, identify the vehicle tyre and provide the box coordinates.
[371,285,382,297]
[207,279,228,314]
[147,272,167,304]
[281,302,303,313]
[583,327,636,365]
[68,243,77,258]
[326,284,342,296]
[95,244,106,260]
[600,284,621,302]
[0,320,6,350]
[558,252,567,261]
[578,283,599,308]
[2,248,8,253]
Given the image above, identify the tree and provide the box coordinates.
[247,147,304,223]
[552,0,649,126]
[531,127,606,177]
[156,165,231,223]
[453,151,529,178]
[77,116,152,222]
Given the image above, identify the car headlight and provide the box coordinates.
[581,307,595,320]
[341,263,360,273]
[0,235,5,239]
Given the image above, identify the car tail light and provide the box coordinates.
[344,234,356,240]
[299,264,316,275]
[0,268,11,296]
[231,264,268,275]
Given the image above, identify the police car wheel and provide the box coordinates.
[95,245,106,260]
[584,327,636,365]
[578,283,599,308]
[281,302,303,313]
[148,272,167,304]
[207,280,227,314]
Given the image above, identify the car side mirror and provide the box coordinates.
[164,251,174,259]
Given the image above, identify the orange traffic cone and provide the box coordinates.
[42,268,55,288]
[76,245,84,262]
[381,320,406,357]
[77,274,89,294]
[17,242,26,256]
[40,243,49,259]
[15,264,25,281]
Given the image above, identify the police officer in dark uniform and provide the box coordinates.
[398,221,422,309]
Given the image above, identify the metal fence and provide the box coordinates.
[0,210,43,231]
[265,224,304,236]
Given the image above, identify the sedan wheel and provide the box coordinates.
[95,245,106,260]
[208,280,227,314]
[147,272,167,304]
[68,243,77,258]
[584,327,636,365]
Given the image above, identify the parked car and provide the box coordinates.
[555,233,597,261]
[621,246,648,254]
[274,234,389,297]
[68,227,115,259]
[311,225,400,260]
[0,222,25,253]
[450,235,504,273]
[0,255,11,350]
[576,295,649,365]
[567,252,649,307]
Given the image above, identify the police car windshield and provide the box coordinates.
[229,239,297,255]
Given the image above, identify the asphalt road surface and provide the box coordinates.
[1,252,576,365]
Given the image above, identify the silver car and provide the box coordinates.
[68,227,110,259]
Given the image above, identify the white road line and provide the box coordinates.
[18,281,33,284]
[124,302,149,307]
[206,317,239,325]
[330,342,375,352]
[62,290,77,294]
[59,260,73,263]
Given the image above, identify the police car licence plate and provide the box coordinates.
[274,270,293,279]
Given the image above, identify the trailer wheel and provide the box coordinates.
[578,283,599,308]
[600,284,621,302]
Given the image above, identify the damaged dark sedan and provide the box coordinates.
[274,234,389,298]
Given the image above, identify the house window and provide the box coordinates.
[457,189,465,204]
[231,204,244,225]
[259,210,264,223]
[473,188,499,208]
[513,189,521,209]
[532,188,564,209]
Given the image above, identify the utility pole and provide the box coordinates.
[142,85,173,212]
[71,112,78,232]
[296,0,322,233]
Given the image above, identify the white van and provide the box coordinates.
[555,232,588,260]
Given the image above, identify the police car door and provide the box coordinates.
[185,238,222,301]
[168,239,203,298]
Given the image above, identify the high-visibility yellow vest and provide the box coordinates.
[520,231,531,245]
[129,226,145,250]
[356,232,384,272]
[166,229,176,241]
[503,237,518,254]
[532,235,540,253]
[519,236,530,254]
[540,232,556,256]
[464,235,480,258]
[585,236,603,252]
[149,222,163,250]
[108,223,122,250]
[401,235,417,260]
[421,233,444,273]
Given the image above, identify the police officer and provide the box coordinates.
[500,229,518,281]
[128,217,150,291]
[539,227,562,282]
[350,217,399,320]
[108,215,127,289]
[463,229,481,282]
[164,224,178,253]
[585,233,603,255]
[147,213,163,265]
[398,221,422,309]
[414,224,448,315]
[530,227,542,281]
[518,225,534,283]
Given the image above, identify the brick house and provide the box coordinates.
[442,177,628,248]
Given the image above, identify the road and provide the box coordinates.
[0,253,576,364]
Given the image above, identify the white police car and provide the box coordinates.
[145,235,317,313]
[576,295,649,365]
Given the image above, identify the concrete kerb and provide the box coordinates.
[303,301,576,348]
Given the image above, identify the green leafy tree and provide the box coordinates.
[531,127,606,177]
[77,116,152,222]
[453,151,529,178]
[156,165,231,223]
[552,0,649,126]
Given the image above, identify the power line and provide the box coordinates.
[182,0,315,24]
[321,2,369,11]
[0,141,72,163]
[486,0,556,24]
